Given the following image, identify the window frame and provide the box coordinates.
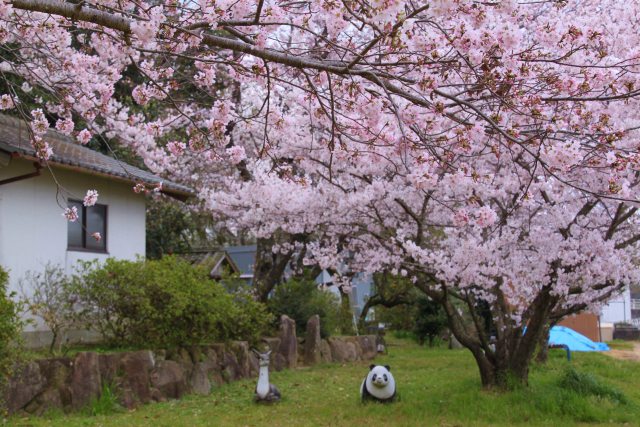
[66,199,108,254]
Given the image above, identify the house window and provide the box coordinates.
[67,200,107,252]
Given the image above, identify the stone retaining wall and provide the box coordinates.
[4,315,377,415]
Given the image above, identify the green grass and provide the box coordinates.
[7,338,640,427]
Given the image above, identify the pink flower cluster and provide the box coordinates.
[62,206,78,222]
[83,189,99,207]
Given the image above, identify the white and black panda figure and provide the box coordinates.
[360,364,396,403]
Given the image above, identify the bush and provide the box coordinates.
[559,367,627,404]
[268,277,340,338]
[0,266,23,392]
[413,296,447,346]
[19,263,78,354]
[71,256,272,348]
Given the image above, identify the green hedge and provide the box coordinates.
[0,266,22,391]
[268,277,340,338]
[72,257,272,348]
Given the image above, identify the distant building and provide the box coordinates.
[187,244,373,317]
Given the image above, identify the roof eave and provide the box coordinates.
[10,151,195,202]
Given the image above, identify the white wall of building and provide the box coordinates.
[600,287,632,324]
[0,157,146,331]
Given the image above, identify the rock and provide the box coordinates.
[70,352,101,410]
[230,341,251,378]
[117,350,155,407]
[97,354,121,385]
[450,335,463,349]
[248,352,259,376]
[357,336,377,360]
[261,337,286,371]
[220,351,242,382]
[344,341,358,362]
[328,338,349,362]
[150,387,166,402]
[278,315,297,369]
[150,360,187,399]
[37,358,73,409]
[24,388,63,416]
[171,348,195,379]
[5,362,46,414]
[320,339,332,363]
[304,315,322,365]
[203,346,219,366]
[190,362,212,395]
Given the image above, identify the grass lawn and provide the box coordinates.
[7,338,640,427]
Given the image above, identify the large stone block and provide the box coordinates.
[328,338,349,363]
[230,341,251,378]
[357,335,377,360]
[150,360,188,399]
[278,315,297,369]
[116,350,155,408]
[190,362,213,395]
[221,350,242,382]
[5,361,46,414]
[320,339,332,363]
[304,315,322,365]
[70,352,101,410]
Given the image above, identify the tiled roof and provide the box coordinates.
[0,114,193,199]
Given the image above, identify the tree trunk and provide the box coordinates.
[431,284,554,389]
[535,322,551,364]
[253,237,293,302]
[49,328,64,355]
[338,287,355,335]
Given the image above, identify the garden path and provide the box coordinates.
[606,342,640,362]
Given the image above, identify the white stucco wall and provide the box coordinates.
[0,157,146,331]
[600,287,632,324]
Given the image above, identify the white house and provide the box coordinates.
[0,114,192,346]
[600,287,633,324]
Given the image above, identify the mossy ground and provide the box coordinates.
[7,337,640,427]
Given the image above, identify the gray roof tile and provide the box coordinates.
[0,114,193,199]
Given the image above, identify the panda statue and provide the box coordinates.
[360,364,396,403]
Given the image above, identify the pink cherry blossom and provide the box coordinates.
[55,117,74,135]
[83,189,99,207]
[3,0,640,387]
[62,206,78,222]
[76,129,92,145]
[166,141,186,156]
[0,94,16,110]
[226,146,246,165]
[475,206,498,228]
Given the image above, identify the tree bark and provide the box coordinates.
[252,237,293,303]
[535,322,552,364]
[418,280,555,389]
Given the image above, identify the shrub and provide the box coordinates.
[84,383,123,416]
[0,266,23,392]
[268,277,340,338]
[559,367,627,404]
[71,256,272,348]
[19,263,78,354]
[413,296,447,346]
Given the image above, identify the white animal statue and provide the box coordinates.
[360,364,396,403]
[253,349,281,403]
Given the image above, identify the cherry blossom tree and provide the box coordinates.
[2,0,640,387]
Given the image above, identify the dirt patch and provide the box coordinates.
[606,343,640,362]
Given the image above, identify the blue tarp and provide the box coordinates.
[549,326,609,352]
